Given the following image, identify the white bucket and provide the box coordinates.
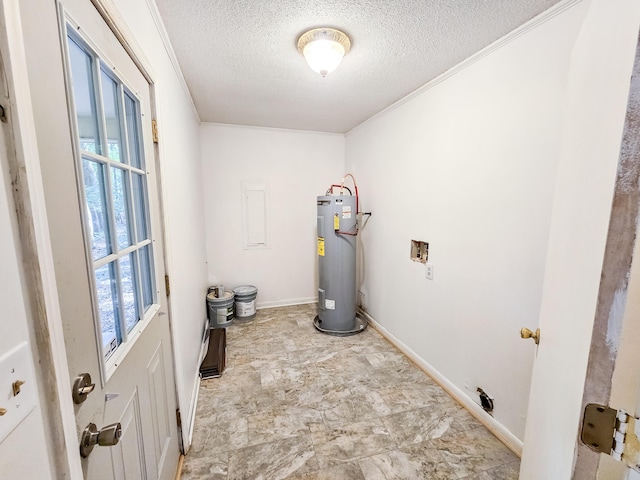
[233,285,258,321]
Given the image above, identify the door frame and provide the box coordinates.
[572,26,640,480]
[0,0,82,477]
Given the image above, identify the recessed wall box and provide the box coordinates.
[410,240,429,263]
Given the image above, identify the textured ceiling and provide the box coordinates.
[154,0,563,133]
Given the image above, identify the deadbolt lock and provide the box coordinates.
[72,373,95,404]
[80,422,122,458]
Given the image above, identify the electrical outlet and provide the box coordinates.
[425,263,434,280]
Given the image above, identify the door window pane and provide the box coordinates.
[111,167,131,249]
[119,254,139,333]
[95,262,121,359]
[82,158,111,259]
[139,245,153,310]
[133,173,148,241]
[68,39,101,155]
[100,69,123,162]
[124,93,142,169]
[66,29,157,365]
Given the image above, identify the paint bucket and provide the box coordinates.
[207,285,224,298]
[233,285,258,321]
[207,291,235,328]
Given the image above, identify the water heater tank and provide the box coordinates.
[314,195,366,335]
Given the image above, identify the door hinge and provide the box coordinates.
[151,119,159,143]
[165,274,170,297]
[176,409,182,428]
[581,403,640,471]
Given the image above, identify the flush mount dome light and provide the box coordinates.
[297,27,351,77]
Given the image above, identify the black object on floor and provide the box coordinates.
[200,328,226,379]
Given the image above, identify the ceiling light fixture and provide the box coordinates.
[297,27,351,77]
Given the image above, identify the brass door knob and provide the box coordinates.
[520,327,540,345]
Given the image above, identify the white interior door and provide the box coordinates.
[43,1,179,478]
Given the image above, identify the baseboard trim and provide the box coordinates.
[359,309,524,457]
[174,454,184,480]
[256,297,316,309]
[186,375,201,450]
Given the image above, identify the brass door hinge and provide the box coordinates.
[152,119,159,143]
[164,274,170,296]
[176,409,181,428]
[581,403,640,471]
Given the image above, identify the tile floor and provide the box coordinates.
[181,304,520,480]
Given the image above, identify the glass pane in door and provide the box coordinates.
[124,92,142,169]
[139,245,154,310]
[111,167,131,249]
[68,38,101,155]
[82,158,111,259]
[132,173,148,242]
[100,69,124,162]
[95,262,121,358]
[119,253,139,332]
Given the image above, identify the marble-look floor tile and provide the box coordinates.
[253,385,287,406]
[195,389,258,423]
[460,472,493,480]
[383,406,454,446]
[260,365,318,389]
[310,418,395,468]
[285,461,365,480]
[200,368,262,396]
[284,376,350,409]
[365,350,411,369]
[246,350,291,370]
[358,443,456,480]
[448,403,484,433]
[227,435,319,480]
[314,350,374,378]
[429,426,519,478]
[350,390,392,421]
[378,381,449,414]
[247,405,323,445]
[180,451,228,480]
[321,398,358,426]
[190,416,248,455]
[473,460,520,479]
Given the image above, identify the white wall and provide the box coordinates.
[520,0,640,477]
[201,124,345,307]
[79,0,209,448]
[0,88,52,479]
[345,2,588,442]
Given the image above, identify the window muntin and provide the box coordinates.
[66,30,156,361]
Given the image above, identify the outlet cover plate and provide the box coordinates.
[426,263,434,280]
[0,342,37,443]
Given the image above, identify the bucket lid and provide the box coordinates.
[207,291,234,302]
[233,285,257,295]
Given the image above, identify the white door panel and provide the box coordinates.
[35,1,181,478]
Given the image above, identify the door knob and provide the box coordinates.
[72,373,95,404]
[520,327,540,345]
[80,422,122,457]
